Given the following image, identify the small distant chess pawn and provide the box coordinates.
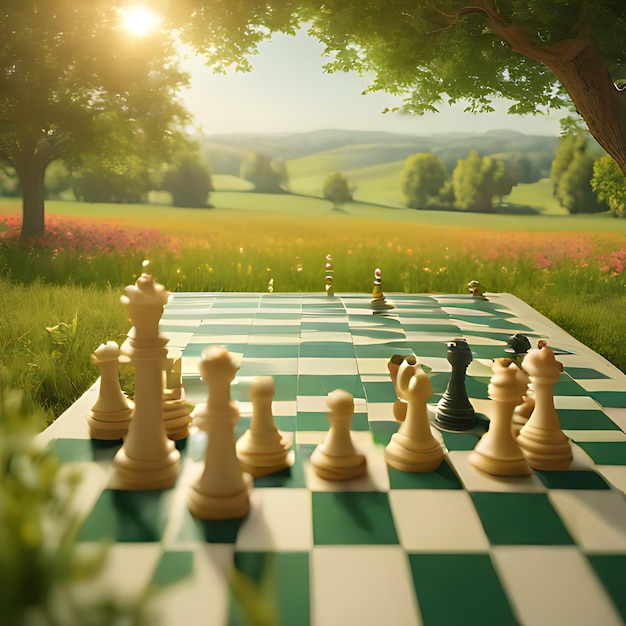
[188,346,251,520]
[162,350,192,441]
[469,358,532,476]
[468,280,487,300]
[517,341,573,470]
[385,359,444,473]
[310,390,367,481]
[112,269,180,490]
[325,254,334,297]
[236,376,295,477]
[268,278,274,293]
[388,354,417,422]
[435,338,477,431]
[86,341,133,440]
[371,268,394,310]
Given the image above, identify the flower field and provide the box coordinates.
[1,204,624,419]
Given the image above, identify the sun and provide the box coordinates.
[120,5,162,37]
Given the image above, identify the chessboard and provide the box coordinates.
[40,292,626,626]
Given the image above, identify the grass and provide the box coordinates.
[1,196,624,420]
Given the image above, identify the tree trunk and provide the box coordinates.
[479,3,626,177]
[542,41,626,178]
[16,154,48,241]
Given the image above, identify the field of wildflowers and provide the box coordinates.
[1,208,624,419]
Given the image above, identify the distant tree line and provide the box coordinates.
[396,130,625,217]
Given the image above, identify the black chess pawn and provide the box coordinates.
[435,338,477,431]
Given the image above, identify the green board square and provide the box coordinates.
[407,341,450,358]
[369,421,399,446]
[49,438,121,463]
[575,442,626,465]
[557,409,621,431]
[301,322,350,332]
[470,492,574,545]
[565,367,611,380]
[353,342,413,358]
[388,459,462,489]
[402,323,462,334]
[591,391,626,409]
[554,375,591,397]
[312,491,399,545]
[408,553,517,626]
[243,344,299,358]
[534,469,611,490]
[229,552,310,626]
[299,342,356,358]
[297,375,364,398]
[177,509,245,543]
[78,489,174,542]
[586,554,626,623]
[441,431,482,451]
[362,381,399,403]
[152,551,194,588]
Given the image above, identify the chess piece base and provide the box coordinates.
[468,449,532,476]
[434,407,477,432]
[517,424,573,470]
[163,400,192,440]
[310,448,367,481]
[112,444,180,489]
[385,434,444,473]
[187,483,250,520]
[371,298,394,310]
[87,409,132,440]
[238,449,295,477]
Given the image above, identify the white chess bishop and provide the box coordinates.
[385,358,444,472]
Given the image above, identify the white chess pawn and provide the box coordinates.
[188,346,251,520]
[469,358,532,476]
[112,270,180,489]
[86,341,133,440]
[162,350,192,441]
[310,390,367,481]
[512,364,535,436]
[385,359,444,472]
[236,376,294,477]
[517,342,573,470]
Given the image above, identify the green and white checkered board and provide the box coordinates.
[42,292,626,626]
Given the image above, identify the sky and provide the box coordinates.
[179,29,566,137]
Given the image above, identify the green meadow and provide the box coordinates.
[1,192,625,421]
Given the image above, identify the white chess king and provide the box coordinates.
[112,266,181,489]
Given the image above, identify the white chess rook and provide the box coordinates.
[236,376,294,477]
[311,389,367,481]
[86,341,133,440]
[112,271,180,490]
[385,359,444,472]
[469,358,532,476]
[517,342,573,470]
[188,346,251,520]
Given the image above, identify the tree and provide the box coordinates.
[400,153,449,209]
[592,155,626,217]
[323,172,352,209]
[551,134,605,213]
[0,0,190,239]
[163,153,214,208]
[240,152,288,193]
[452,150,504,212]
[172,1,626,177]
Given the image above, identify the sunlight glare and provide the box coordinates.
[120,5,161,36]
